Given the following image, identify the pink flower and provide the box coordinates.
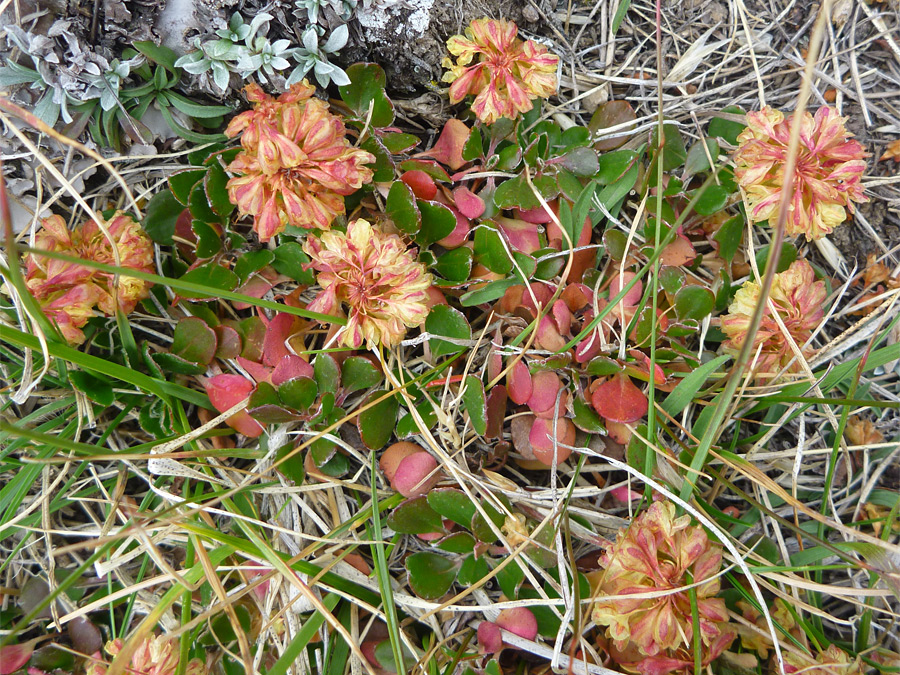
[86,635,206,675]
[24,212,154,344]
[227,92,375,242]
[721,260,826,378]
[442,18,559,124]
[733,106,867,240]
[784,645,865,675]
[303,219,432,348]
[589,502,735,675]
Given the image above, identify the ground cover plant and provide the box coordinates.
[1,1,899,675]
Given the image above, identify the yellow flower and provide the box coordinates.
[784,645,865,675]
[442,18,559,124]
[24,212,154,345]
[302,219,432,349]
[733,106,867,240]
[589,502,735,675]
[721,260,826,378]
[227,91,374,242]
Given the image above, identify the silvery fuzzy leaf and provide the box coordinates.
[0,63,42,87]
[32,90,61,126]
[302,26,319,52]
[99,87,118,111]
[246,13,273,42]
[322,23,348,53]
[174,51,205,69]
[285,62,312,86]
[236,53,264,72]
[270,39,293,54]
[205,40,244,61]
[327,63,350,86]
[212,63,231,91]
[268,56,291,71]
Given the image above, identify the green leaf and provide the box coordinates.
[572,395,605,433]
[178,263,239,300]
[132,41,179,72]
[661,355,731,417]
[271,242,315,284]
[69,371,114,406]
[405,552,458,600]
[143,189,183,245]
[674,286,715,321]
[427,488,477,528]
[436,532,476,554]
[171,317,217,364]
[357,390,399,450]
[278,377,319,412]
[192,220,222,259]
[248,382,298,423]
[380,132,420,153]
[594,150,638,185]
[166,91,232,119]
[395,399,438,438]
[189,178,222,224]
[684,138,720,176]
[434,247,473,282]
[386,181,420,234]
[493,174,534,210]
[386,497,444,534]
[708,106,746,145]
[338,63,393,127]
[341,356,382,393]
[205,162,235,217]
[597,163,639,214]
[313,354,340,393]
[274,441,305,485]
[425,305,471,358]
[168,169,206,206]
[627,424,654,475]
[651,123,687,171]
[151,352,207,375]
[457,554,491,585]
[415,200,456,247]
[234,249,275,284]
[692,184,729,216]
[462,125,483,161]
[755,242,798,275]
[459,278,519,307]
[714,214,744,263]
[557,147,599,176]
[473,225,513,275]
[461,375,487,436]
[659,266,685,295]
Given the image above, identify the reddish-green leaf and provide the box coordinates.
[386,181,420,234]
[387,496,444,534]
[172,316,217,365]
[591,373,648,423]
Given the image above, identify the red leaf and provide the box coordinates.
[591,373,648,423]
[507,361,533,405]
[453,186,485,219]
[436,206,470,248]
[477,621,503,654]
[0,642,34,675]
[271,354,314,385]
[526,371,561,415]
[496,607,538,641]
[262,313,298,367]
[392,452,440,497]
[494,216,541,254]
[415,118,470,170]
[529,417,575,466]
[401,170,437,200]
[205,374,264,437]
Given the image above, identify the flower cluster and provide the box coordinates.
[86,635,206,675]
[303,218,432,348]
[24,213,154,345]
[733,105,867,240]
[225,82,375,242]
[721,260,826,379]
[589,502,735,675]
[442,18,559,124]
[784,645,866,675]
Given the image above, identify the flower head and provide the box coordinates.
[721,260,826,378]
[86,635,206,675]
[226,85,374,242]
[442,18,559,125]
[784,645,865,675]
[733,106,867,240]
[24,212,154,344]
[589,502,734,675]
[303,218,432,348]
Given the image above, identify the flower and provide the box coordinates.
[442,18,559,125]
[24,212,154,345]
[784,645,865,675]
[86,635,206,675]
[733,106,867,240]
[721,260,826,378]
[302,218,432,348]
[589,502,735,675]
[226,84,375,242]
